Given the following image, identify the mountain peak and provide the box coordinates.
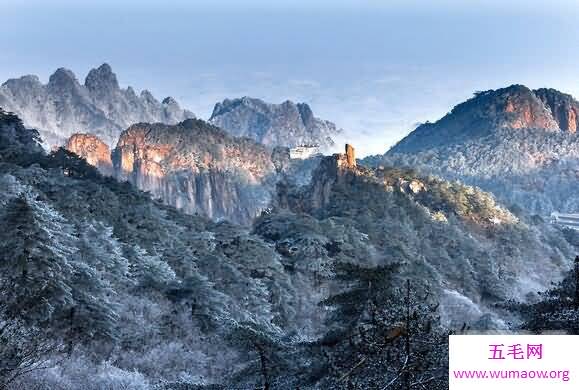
[379,84,579,215]
[110,118,275,224]
[471,85,579,133]
[162,96,177,105]
[48,67,80,88]
[0,65,195,148]
[389,84,578,153]
[140,89,157,103]
[209,96,339,148]
[297,102,314,127]
[2,74,40,88]
[85,63,119,92]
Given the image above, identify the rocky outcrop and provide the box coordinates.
[345,143,356,167]
[109,119,277,224]
[398,178,426,194]
[66,133,113,175]
[64,118,335,224]
[209,97,340,149]
[534,88,579,133]
[279,144,364,211]
[324,144,358,174]
[0,63,195,148]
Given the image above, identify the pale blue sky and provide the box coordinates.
[2,0,579,155]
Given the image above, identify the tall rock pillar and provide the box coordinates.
[345,144,356,167]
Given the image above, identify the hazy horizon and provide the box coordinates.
[3,0,579,156]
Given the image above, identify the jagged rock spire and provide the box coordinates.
[85,63,119,92]
[0,64,195,148]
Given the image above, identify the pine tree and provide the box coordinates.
[47,148,100,179]
[127,245,176,290]
[321,262,401,338]
[0,193,76,325]
[76,221,129,285]
[166,269,229,332]
[226,321,292,389]
[64,222,128,346]
[0,108,42,164]
[65,261,118,349]
[64,222,129,345]
[319,263,448,389]
[0,319,60,388]
[511,258,579,334]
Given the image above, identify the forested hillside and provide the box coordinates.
[0,108,576,389]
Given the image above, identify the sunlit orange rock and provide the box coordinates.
[345,144,356,167]
[65,133,113,175]
[110,119,276,224]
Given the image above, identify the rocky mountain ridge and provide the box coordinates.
[0,63,194,148]
[368,84,579,215]
[209,96,340,149]
[390,84,578,154]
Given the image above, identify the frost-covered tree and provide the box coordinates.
[226,322,292,390]
[510,256,579,334]
[66,222,130,347]
[0,193,76,324]
[76,221,129,285]
[65,260,119,348]
[0,193,75,386]
[0,319,60,388]
[322,262,401,336]
[0,108,42,164]
[127,245,176,290]
[319,265,448,389]
[166,270,229,332]
[47,148,101,179]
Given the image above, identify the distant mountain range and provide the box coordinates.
[7,64,577,219]
[0,64,345,225]
[209,96,340,149]
[0,64,195,147]
[0,65,342,155]
[367,85,579,215]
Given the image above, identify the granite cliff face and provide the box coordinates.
[66,119,279,224]
[0,64,194,148]
[66,133,113,175]
[209,96,340,149]
[534,88,579,133]
[370,85,579,215]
